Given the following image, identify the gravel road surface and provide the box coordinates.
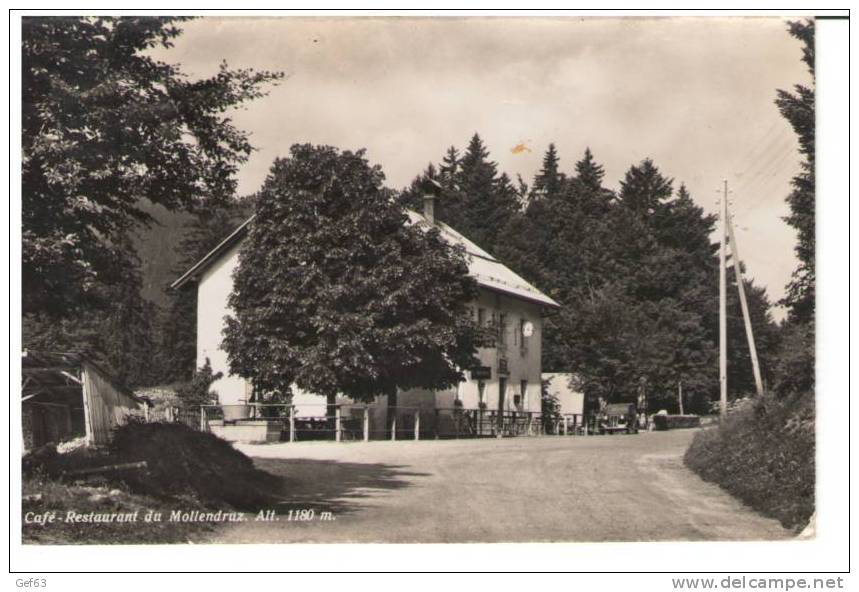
[205,430,791,543]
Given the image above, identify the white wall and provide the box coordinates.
[454,290,544,414]
[543,373,584,416]
[196,243,249,407]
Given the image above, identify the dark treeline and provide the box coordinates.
[401,135,781,413]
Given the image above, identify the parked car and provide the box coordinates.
[598,403,639,435]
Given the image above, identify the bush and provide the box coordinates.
[684,393,814,530]
[772,322,814,399]
[175,358,223,408]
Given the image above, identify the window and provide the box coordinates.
[520,380,528,409]
[477,307,485,327]
[498,312,507,345]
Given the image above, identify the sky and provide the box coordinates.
[152,16,812,319]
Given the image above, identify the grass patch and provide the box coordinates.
[684,393,814,530]
[22,474,218,544]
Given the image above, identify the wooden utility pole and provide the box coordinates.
[726,213,765,396]
[719,180,728,418]
[678,380,684,415]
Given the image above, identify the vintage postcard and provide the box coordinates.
[11,10,848,578]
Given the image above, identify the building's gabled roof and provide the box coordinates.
[404,211,559,308]
[171,210,559,309]
[170,216,255,291]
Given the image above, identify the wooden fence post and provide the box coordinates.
[363,406,369,442]
[335,406,342,442]
[414,410,420,441]
[289,405,296,443]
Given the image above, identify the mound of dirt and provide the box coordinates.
[108,422,280,510]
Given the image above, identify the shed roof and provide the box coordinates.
[21,350,142,404]
[171,210,559,309]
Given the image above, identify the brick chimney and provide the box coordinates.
[421,177,442,224]
[423,194,435,224]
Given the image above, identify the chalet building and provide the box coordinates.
[172,193,559,439]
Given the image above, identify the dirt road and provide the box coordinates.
[205,430,791,543]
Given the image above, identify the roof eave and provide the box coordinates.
[169,216,254,290]
[476,282,561,309]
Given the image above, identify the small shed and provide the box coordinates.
[21,351,145,450]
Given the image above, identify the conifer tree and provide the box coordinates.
[440,146,460,180]
[531,143,563,200]
[575,147,606,193]
[618,158,674,215]
[776,19,815,325]
[451,134,520,249]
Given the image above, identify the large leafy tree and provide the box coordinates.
[22,238,159,387]
[776,19,815,325]
[22,16,281,316]
[223,145,481,407]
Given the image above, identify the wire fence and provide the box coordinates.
[141,403,593,442]
[145,402,594,443]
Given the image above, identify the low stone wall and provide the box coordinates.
[208,419,282,443]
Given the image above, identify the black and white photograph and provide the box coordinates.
[10,8,851,578]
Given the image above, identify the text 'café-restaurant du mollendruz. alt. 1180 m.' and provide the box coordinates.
[171,189,561,440]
